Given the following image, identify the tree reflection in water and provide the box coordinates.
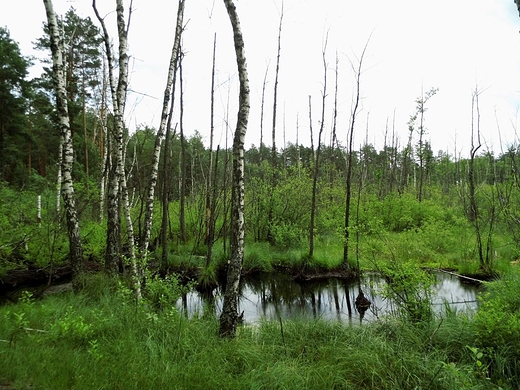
[178,271,479,324]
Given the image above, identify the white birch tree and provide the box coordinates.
[141,0,185,255]
[43,0,84,288]
[93,0,140,298]
[219,0,250,338]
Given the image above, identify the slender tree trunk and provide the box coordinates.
[265,4,284,244]
[343,39,369,270]
[415,87,437,202]
[259,63,269,164]
[160,124,172,275]
[142,0,184,254]
[98,57,108,222]
[328,52,339,193]
[56,141,62,215]
[417,88,425,202]
[271,1,284,166]
[222,87,231,256]
[161,102,179,275]
[205,34,217,268]
[179,55,187,244]
[390,114,398,194]
[82,61,89,189]
[309,36,328,258]
[219,0,250,338]
[114,1,138,296]
[94,0,140,298]
[468,89,489,272]
[44,0,84,289]
[105,146,121,274]
[296,114,301,177]
[308,95,314,255]
[332,51,339,150]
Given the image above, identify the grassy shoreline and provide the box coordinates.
[1,271,519,389]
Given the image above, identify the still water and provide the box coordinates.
[178,271,480,324]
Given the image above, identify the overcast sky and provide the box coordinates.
[2,0,520,156]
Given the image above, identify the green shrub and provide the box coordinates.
[372,192,446,232]
[143,273,190,310]
[377,260,434,323]
[270,221,304,250]
[474,269,520,386]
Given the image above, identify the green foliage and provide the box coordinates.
[81,221,106,260]
[0,186,69,270]
[48,305,94,345]
[377,260,435,323]
[143,273,190,310]
[246,164,311,243]
[371,192,447,232]
[0,27,34,185]
[473,269,520,386]
[269,222,304,250]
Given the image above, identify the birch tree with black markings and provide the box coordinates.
[93,0,140,298]
[219,0,250,338]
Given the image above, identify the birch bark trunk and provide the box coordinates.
[219,0,250,338]
[93,0,140,297]
[142,0,185,254]
[43,0,84,289]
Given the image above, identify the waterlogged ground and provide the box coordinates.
[178,271,480,323]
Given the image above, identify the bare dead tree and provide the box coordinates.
[160,121,177,276]
[266,3,284,245]
[161,53,181,275]
[342,38,370,271]
[259,63,269,163]
[309,35,328,259]
[410,86,438,202]
[331,51,339,151]
[467,88,494,273]
[179,53,187,244]
[205,33,217,268]
[271,0,284,166]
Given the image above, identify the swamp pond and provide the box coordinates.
[178,271,481,324]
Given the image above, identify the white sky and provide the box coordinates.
[1,0,520,156]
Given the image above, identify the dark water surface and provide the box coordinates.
[178,271,480,324]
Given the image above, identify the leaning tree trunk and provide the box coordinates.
[43,0,84,289]
[142,0,184,254]
[219,0,250,338]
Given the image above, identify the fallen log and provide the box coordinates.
[0,264,72,297]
